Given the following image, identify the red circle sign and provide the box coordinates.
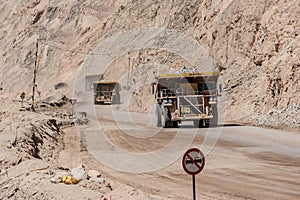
[182,148,205,175]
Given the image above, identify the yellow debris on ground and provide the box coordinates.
[62,175,81,184]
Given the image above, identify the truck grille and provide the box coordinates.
[178,96,204,116]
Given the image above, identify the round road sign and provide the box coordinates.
[182,148,205,175]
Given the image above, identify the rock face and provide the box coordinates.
[0,0,299,128]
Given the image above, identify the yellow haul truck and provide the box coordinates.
[153,72,221,128]
[93,81,120,105]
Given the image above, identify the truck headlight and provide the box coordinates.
[209,96,217,102]
[163,99,172,104]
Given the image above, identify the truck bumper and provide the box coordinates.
[171,115,213,121]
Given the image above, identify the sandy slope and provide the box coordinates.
[0,0,299,128]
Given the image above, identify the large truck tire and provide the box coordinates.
[112,93,120,104]
[156,104,162,127]
[94,97,98,105]
[210,106,218,127]
[161,106,171,128]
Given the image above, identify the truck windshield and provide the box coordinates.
[202,83,215,90]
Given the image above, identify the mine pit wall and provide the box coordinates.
[0,0,299,128]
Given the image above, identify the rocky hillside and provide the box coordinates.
[0,0,299,128]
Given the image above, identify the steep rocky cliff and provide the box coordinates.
[0,0,299,128]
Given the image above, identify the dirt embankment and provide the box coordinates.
[0,97,108,200]
[0,97,170,200]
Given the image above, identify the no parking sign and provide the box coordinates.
[182,148,205,175]
[182,148,205,200]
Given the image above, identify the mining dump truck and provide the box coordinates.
[153,72,221,128]
[93,81,120,105]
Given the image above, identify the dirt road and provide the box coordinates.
[73,105,300,200]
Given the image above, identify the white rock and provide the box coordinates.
[71,164,86,179]
[87,170,101,179]
[87,170,104,182]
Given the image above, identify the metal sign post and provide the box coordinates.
[31,38,39,111]
[193,175,196,200]
[182,148,205,200]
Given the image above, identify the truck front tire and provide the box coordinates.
[156,104,162,127]
[162,106,174,128]
[210,106,218,127]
